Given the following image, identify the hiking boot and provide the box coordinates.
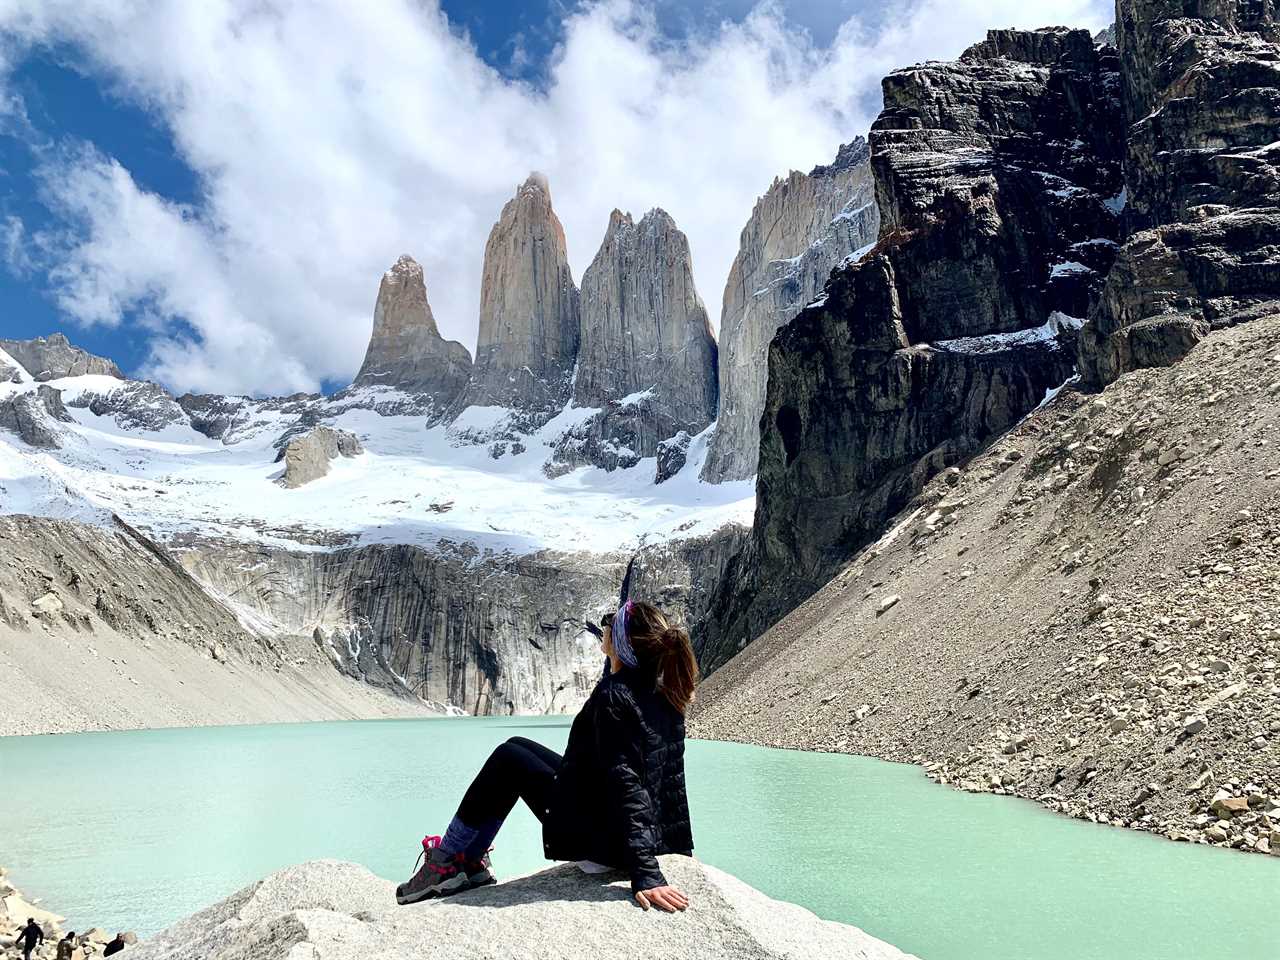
[395,835,469,905]
[465,850,496,887]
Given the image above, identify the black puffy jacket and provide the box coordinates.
[542,661,693,891]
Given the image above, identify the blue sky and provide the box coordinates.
[0,0,1107,396]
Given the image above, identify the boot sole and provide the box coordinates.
[395,872,472,905]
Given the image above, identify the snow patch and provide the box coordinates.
[619,387,655,407]
[1104,187,1128,214]
[0,374,755,557]
[932,312,1084,355]
[1049,261,1094,278]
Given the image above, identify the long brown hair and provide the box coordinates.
[622,600,700,714]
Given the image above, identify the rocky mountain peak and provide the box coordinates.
[701,139,879,483]
[962,25,1097,65]
[459,173,581,417]
[570,203,721,448]
[552,205,717,475]
[0,333,124,381]
[352,254,471,410]
[521,170,552,197]
[703,24,1123,651]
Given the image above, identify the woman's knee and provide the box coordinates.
[486,740,527,770]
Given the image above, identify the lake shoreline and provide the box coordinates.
[0,621,439,738]
[689,723,1280,862]
[5,716,1279,959]
[10,699,1279,864]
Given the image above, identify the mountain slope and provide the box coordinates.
[693,313,1280,853]
[0,515,430,735]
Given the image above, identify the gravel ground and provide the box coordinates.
[692,315,1280,857]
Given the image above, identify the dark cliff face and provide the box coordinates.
[1077,0,1280,386]
[702,27,1125,662]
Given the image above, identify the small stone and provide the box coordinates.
[1183,715,1208,736]
[876,595,901,616]
[1210,797,1251,818]
[30,592,63,616]
[1109,717,1129,734]
[1088,594,1115,619]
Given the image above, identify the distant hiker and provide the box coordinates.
[396,600,696,913]
[16,918,43,960]
[55,932,75,960]
[104,933,127,956]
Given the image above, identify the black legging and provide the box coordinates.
[456,736,563,827]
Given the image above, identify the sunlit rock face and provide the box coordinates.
[460,173,582,421]
[701,139,879,484]
[352,254,472,414]
[0,333,123,381]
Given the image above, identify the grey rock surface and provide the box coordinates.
[69,380,191,432]
[0,350,22,384]
[353,254,472,413]
[702,139,878,483]
[559,208,717,471]
[0,515,430,736]
[459,173,581,419]
[0,386,74,449]
[1077,0,1280,386]
[178,540,625,715]
[276,426,363,488]
[0,333,123,381]
[129,858,916,960]
[703,27,1121,658]
[626,523,750,666]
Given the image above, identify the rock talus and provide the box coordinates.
[127,858,918,960]
[460,173,581,418]
[702,139,879,483]
[352,254,472,411]
[703,27,1124,659]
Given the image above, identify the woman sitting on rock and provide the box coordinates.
[396,600,696,913]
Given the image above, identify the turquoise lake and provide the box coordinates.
[2,717,1278,959]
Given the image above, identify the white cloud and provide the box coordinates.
[0,0,1110,395]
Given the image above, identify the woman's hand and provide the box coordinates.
[634,885,689,912]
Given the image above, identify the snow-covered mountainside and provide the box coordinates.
[0,334,753,722]
[0,155,874,728]
[0,363,752,555]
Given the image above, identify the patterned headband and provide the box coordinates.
[611,600,638,668]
